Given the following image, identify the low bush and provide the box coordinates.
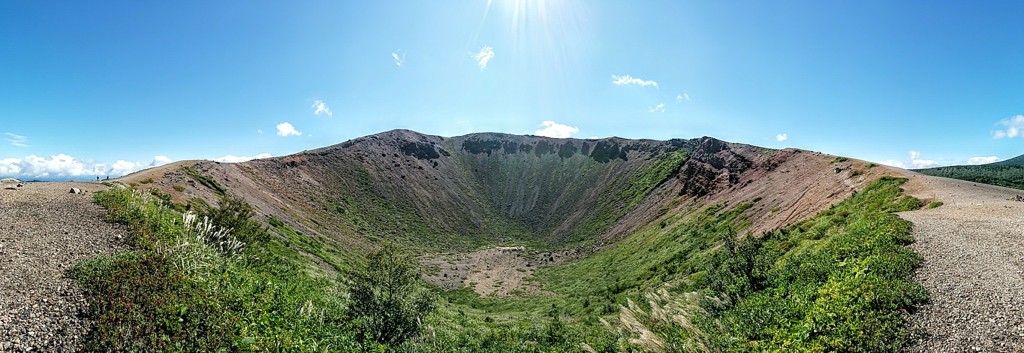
[347,243,435,346]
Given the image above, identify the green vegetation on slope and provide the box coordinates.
[567,150,689,245]
[75,189,361,351]
[429,177,926,352]
[916,164,1024,190]
[182,166,227,196]
[326,163,533,250]
[74,168,926,352]
[693,176,926,351]
[460,146,689,248]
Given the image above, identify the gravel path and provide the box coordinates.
[0,182,125,352]
[900,174,1024,352]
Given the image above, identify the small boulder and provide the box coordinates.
[69,187,82,194]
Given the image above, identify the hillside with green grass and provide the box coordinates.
[88,131,927,352]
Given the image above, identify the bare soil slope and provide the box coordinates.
[897,174,1024,352]
[0,182,125,352]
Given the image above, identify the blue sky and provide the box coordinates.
[2,1,1023,179]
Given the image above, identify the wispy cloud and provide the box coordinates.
[4,133,29,147]
[312,100,333,117]
[276,122,302,137]
[967,156,999,165]
[676,92,691,102]
[214,153,272,163]
[776,133,788,142]
[534,121,579,138]
[648,103,665,113]
[611,74,658,88]
[257,129,264,135]
[472,46,495,70]
[391,49,405,67]
[909,150,938,168]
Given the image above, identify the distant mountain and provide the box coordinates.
[990,153,1024,166]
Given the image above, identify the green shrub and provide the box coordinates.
[347,242,435,346]
[71,252,235,352]
[927,201,944,209]
[194,196,269,246]
[79,188,360,351]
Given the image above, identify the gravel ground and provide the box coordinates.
[0,182,125,352]
[900,174,1024,352]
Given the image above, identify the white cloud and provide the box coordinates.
[312,100,332,117]
[967,156,999,165]
[676,92,691,103]
[472,46,495,71]
[993,115,1024,139]
[880,160,906,168]
[276,122,302,137]
[110,160,142,177]
[257,129,264,135]
[611,74,658,88]
[4,133,29,147]
[214,153,272,163]
[0,154,150,179]
[648,103,665,113]
[534,121,579,138]
[909,150,938,168]
[391,49,405,67]
[150,155,173,167]
[776,133,788,142]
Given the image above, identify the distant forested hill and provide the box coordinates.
[915,163,1024,190]
[991,153,1024,166]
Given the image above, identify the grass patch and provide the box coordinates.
[182,167,226,196]
[76,188,361,351]
[927,201,944,209]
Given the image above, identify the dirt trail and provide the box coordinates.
[0,182,125,352]
[899,174,1024,352]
